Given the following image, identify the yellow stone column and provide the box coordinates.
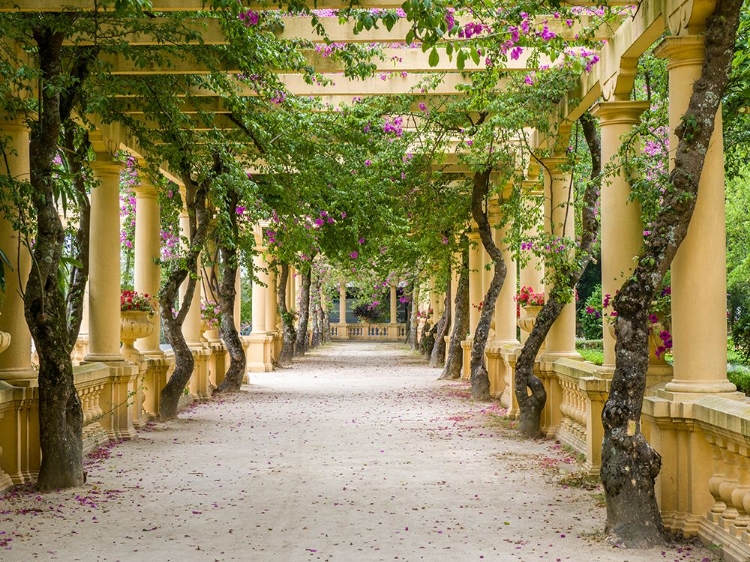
[0,119,34,382]
[467,230,482,335]
[338,282,347,329]
[246,234,272,372]
[541,157,578,359]
[178,207,202,345]
[178,196,209,400]
[591,101,650,372]
[429,276,440,322]
[657,37,735,394]
[493,221,518,345]
[519,182,545,345]
[234,268,242,332]
[85,157,124,363]
[132,174,163,356]
[266,262,281,360]
[389,284,398,324]
[87,154,137,440]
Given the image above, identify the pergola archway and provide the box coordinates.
[0,0,746,556]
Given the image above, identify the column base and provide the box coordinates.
[664,379,740,394]
[246,333,273,373]
[0,368,38,386]
[84,353,127,363]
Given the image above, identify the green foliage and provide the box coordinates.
[732,315,750,364]
[579,284,603,340]
[728,365,750,397]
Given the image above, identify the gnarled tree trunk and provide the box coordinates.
[25,23,84,491]
[440,243,469,380]
[601,1,742,547]
[158,155,215,420]
[516,112,601,437]
[408,281,419,350]
[214,186,246,394]
[469,168,507,401]
[276,261,296,365]
[310,267,322,347]
[294,265,311,355]
[429,275,451,367]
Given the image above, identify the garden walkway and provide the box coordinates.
[1,342,715,561]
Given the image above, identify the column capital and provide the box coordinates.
[132,184,158,198]
[591,100,651,125]
[90,154,122,177]
[540,156,569,175]
[653,35,704,68]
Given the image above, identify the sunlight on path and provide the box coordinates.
[1,342,715,561]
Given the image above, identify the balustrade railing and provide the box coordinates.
[329,323,406,342]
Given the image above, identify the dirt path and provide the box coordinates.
[1,342,715,561]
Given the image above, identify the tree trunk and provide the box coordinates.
[516,111,602,438]
[440,243,469,380]
[601,1,742,547]
[158,156,215,420]
[469,169,507,401]
[276,261,296,365]
[429,275,451,367]
[310,268,322,347]
[294,265,311,355]
[26,23,84,491]
[214,186,246,394]
[409,282,419,351]
[63,125,91,350]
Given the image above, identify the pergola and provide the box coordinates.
[0,0,746,557]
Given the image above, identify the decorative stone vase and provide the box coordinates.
[518,305,542,334]
[607,318,670,367]
[648,320,670,367]
[0,330,10,355]
[120,310,155,362]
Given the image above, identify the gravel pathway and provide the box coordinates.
[1,341,716,561]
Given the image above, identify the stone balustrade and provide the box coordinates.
[330,323,406,342]
[488,344,750,561]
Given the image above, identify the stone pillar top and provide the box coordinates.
[591,100,651,124]
[539,156,569,175]
[653,35,705,66]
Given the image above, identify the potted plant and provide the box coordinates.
[516,286,545,333]
[120,289,157,360]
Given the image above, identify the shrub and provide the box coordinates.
[579,285,603,340]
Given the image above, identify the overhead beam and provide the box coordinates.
[64,15,618,47]
[0,0,405,11]
[101,47,549,74]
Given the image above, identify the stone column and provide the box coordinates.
[246,237,272,372]
[251,254,267,337]
[656,37,735,394]
[541,157,578,359]
[178,193,209,400]
[132,173,163,355]
[591,101,650,371]
[493,220,518,346]
[265,263,277,333]
[234,268,242,332]
[519,182,545,345]
[467,230,482,336]
[85,156,124,363]
[429,276,439,322]
[178,204,202,346]
[339,283,347,326]
[0,119,34,382]
[389,284,398,325]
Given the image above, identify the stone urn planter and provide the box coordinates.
[0,330,10,355]
[120,310,155,362]
[607,318,671,367]
[518,305,542,334]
